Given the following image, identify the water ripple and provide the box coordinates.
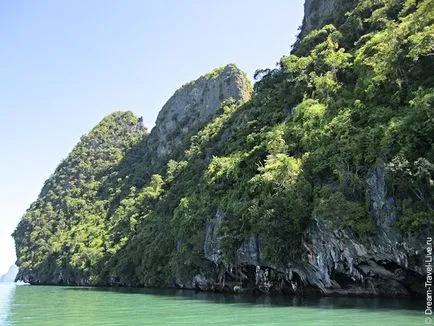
[0,285,424,326]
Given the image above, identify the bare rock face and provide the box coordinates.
[0,265,18,283]
[204,209,225,264]
[200,165,425,297]
[149,64,252,159]
[299,0,358,37]
[204,211,262,266]
[295,218,424,297]
[237,233,262,266]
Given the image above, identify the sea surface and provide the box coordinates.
[0,283,424,325]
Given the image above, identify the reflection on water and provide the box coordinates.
[1,285,424,326]
[64,286,423,311]
[0,283,15,325]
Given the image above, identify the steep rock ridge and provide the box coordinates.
[298,0,358,38]
[0,265,18,282]
[109,64,252,192]
[13,112,148,285]
[180,0,432,296]
[13,0,432,296]
[149,64,252,159]
[12,66,252,286]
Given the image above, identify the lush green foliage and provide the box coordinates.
[14,0,433,286]
[13,112,148,283]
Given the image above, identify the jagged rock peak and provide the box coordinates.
[151,63,252,158]
[38,110,147,198]
[87,111,147,135]
[299,0,358,37]
[0,265,18,282]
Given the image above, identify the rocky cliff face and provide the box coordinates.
[194,165,426,296]
[298,0,358,38]
[13,112,148,286]
[13,65,252,287]
[149,64,252,159]
[0,265,18,283]
[13,0,431,298]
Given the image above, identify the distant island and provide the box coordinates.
[12,0,433,297]
[0,265,18,283]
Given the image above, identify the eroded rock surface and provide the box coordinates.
[149,64,252,159]
[196,165,425,297]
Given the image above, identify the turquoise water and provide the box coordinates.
[0,283,423,325]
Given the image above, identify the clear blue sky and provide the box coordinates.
[0,0,304,275]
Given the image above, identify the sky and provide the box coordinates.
[0,0,304,275]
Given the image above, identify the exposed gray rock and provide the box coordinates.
[367,164,394,227]
[0,265,18,282]
[192,274,212,291]
[298,0,358,38]
[204,211,264,266]
[237,233,262,266]
[255,266,272,294]
[18,266,92,286]
[200,164,425,297]
[149,64,252,159]
[174,277,192,289]
[204,209,225,264]
[297,217,423,296]
[288,165,423,296]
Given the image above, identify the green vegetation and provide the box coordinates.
[13,112,148,284]
[13,0,433,286]
[177,63,244,91]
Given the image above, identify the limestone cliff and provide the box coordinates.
[13,0,432,297]
[13,65,252,286]
[0,265,18,283]
[149,64,252,159]
[298,0,358,38]
[199,165,427,296]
